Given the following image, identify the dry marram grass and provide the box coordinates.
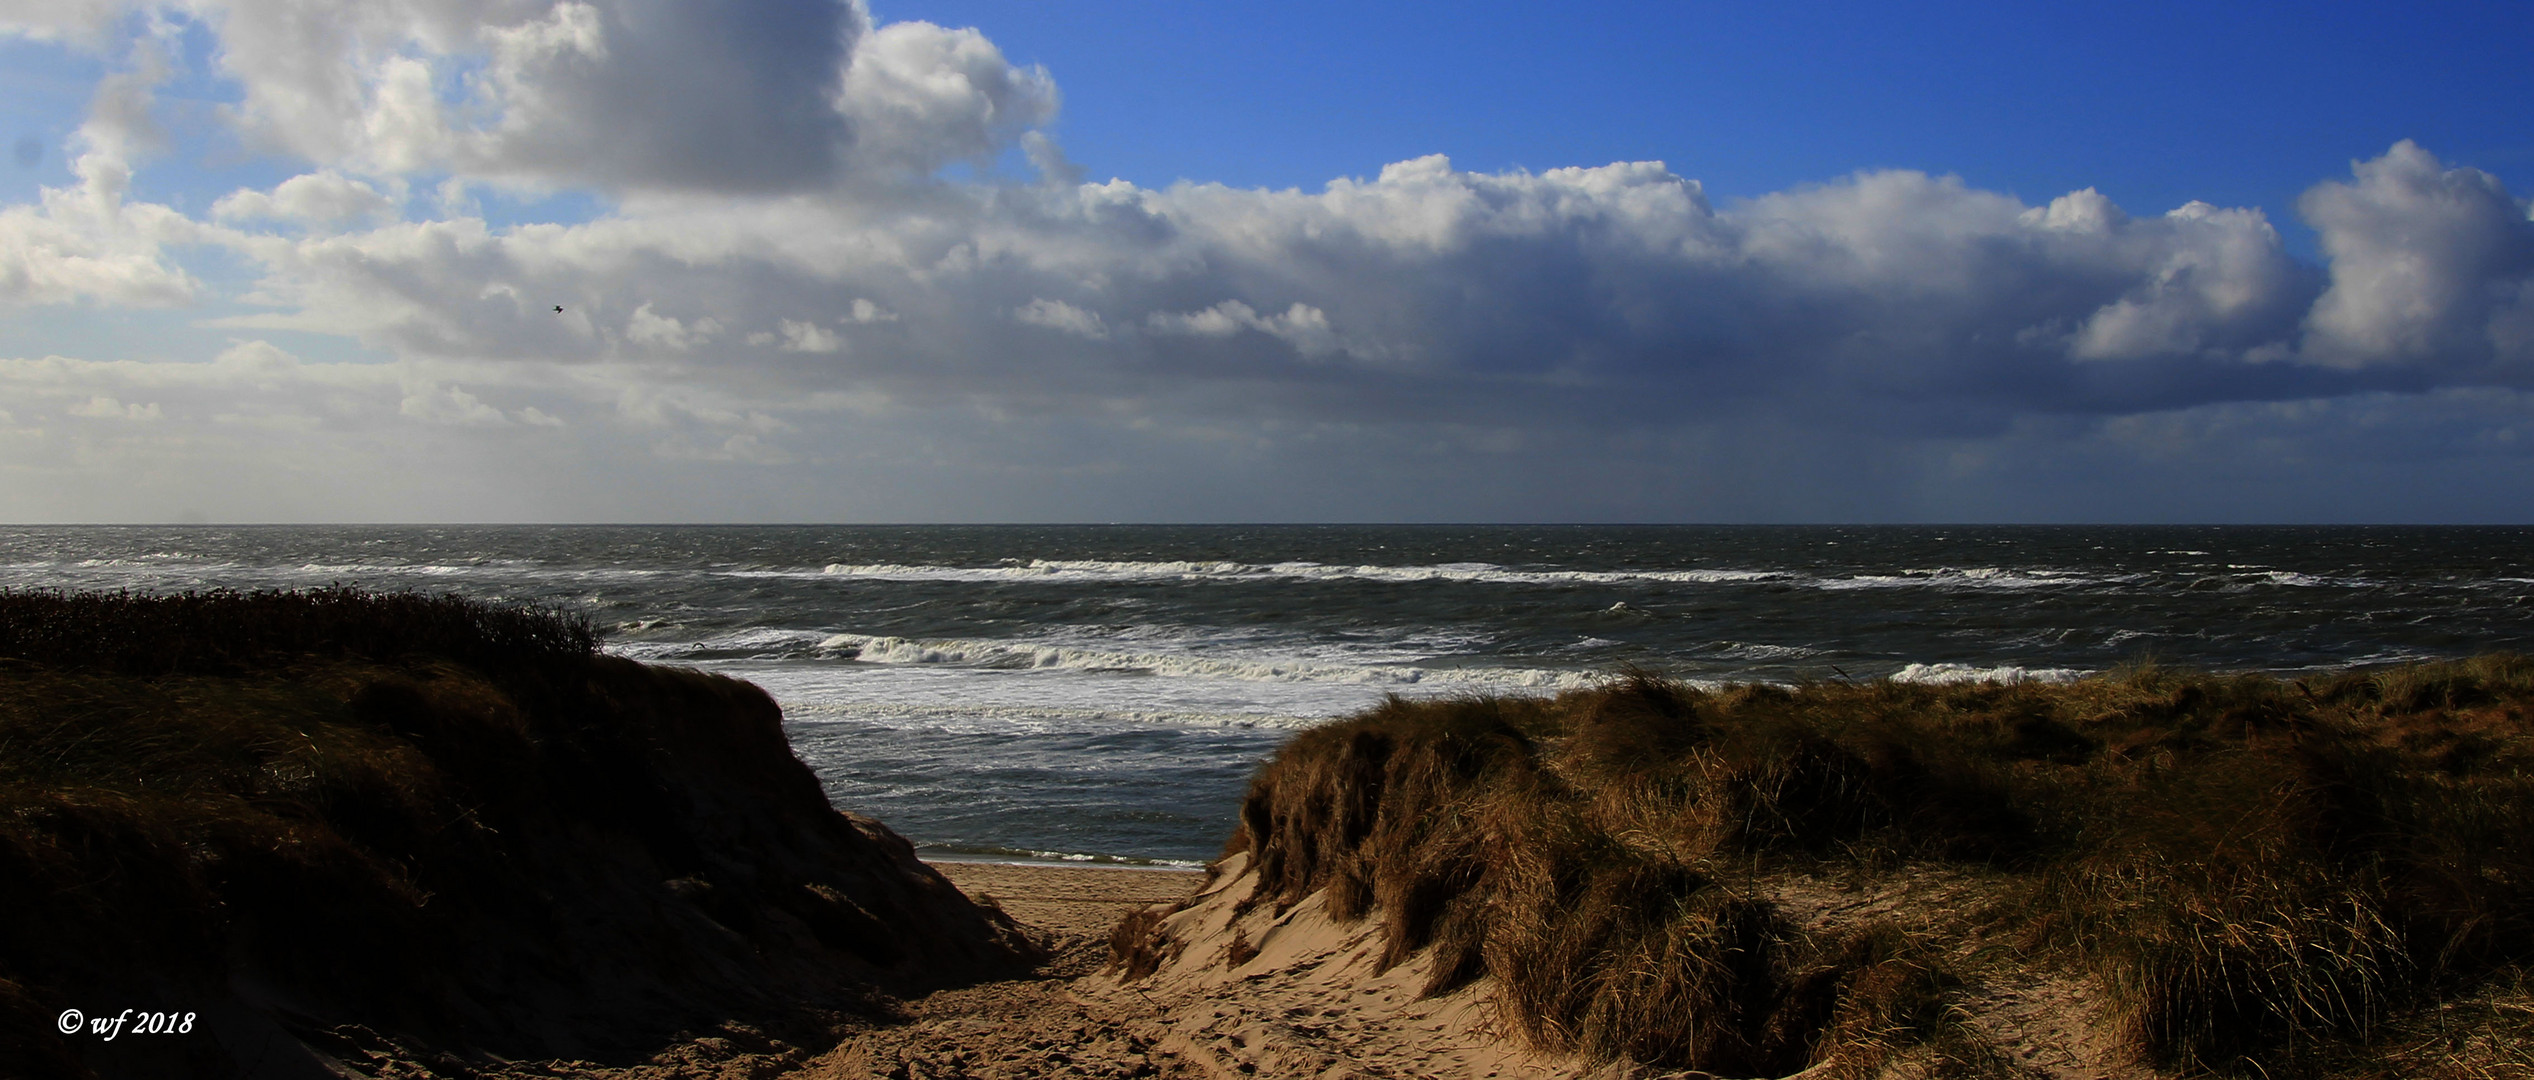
[1152,660,2534,1077]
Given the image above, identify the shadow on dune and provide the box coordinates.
[0,589,1041,1080]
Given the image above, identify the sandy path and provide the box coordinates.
[781,862,1210,1080]
[795,860,1593,1080]
[1073,852,1600,1080]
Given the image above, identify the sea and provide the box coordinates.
[4,525,2530,865]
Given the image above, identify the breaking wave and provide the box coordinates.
[810,632,1602,693]
[1889,662,2091,685]
[816,559,1790,587]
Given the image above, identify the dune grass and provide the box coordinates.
[0,589,1027,1078]
[1216,659,2534,1076]
[0,586,599,676]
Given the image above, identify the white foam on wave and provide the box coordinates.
[1709,641,1823,661]
[73,556,247,571]
[782,700,1322,731]
[608,620,1356,667]
[2274,648,2451,673]
[606,625,833,660]
[1889,662,2089,685]
[1018,621,1501,668]
[58,550,204,565]
[921,847,1209,869]
[288,561,670,581]
[810,631,1601,693]
[14,558,258,583]
[2207,568,2364,588]
[814,558,1790,587]
[1819,567,2099,591]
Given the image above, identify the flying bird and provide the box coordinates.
[553,305,564,314]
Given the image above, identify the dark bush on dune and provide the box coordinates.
[1202,659,2534,1077]
[0,589,1037,1080]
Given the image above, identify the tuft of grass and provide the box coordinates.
[1211,656,2534,1075]
[1109,907,1181,981]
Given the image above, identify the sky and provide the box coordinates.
[2,1,2532,523]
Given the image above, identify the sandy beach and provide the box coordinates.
[927,861,1208,940]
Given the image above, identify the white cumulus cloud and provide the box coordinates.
[1014,298,1107,339]
[213,170,401,226]
[1147,301,1346,358]
[5,1,2534,520]
[399,384,511,426]
[64,394,162,420]
[624,303,721,351]
[2299,140,2534,372]
[776,318,843,354]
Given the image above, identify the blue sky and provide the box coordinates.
[2,0,2532,522]
[884,1,2534,245]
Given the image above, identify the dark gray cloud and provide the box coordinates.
[31,0,1052,193]
[467,0,866,192]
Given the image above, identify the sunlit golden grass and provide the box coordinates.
[1218,658,2534,1077]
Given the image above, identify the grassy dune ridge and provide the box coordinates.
[0,586,602,675]
[0,589,1037,1079]
[1200,661,2534,1077]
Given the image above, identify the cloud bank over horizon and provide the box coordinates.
[4,0,2533,522]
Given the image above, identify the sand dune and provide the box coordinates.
[829,856,2158,1080]
[791,856,1604,1080]
[1080,852,1596,1080]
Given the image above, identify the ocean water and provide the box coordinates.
[4,524,2530,864]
